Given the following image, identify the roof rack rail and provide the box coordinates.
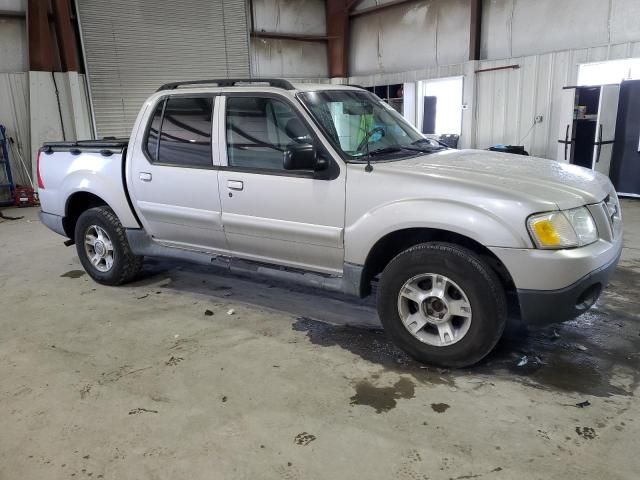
[157,78,296,92]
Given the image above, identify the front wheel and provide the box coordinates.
[377,242,507,368]
[75,206,143,285]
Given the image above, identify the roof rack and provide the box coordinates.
[157,78,296,92]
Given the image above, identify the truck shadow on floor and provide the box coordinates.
[134,259,640,397]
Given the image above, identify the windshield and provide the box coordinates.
[298,90,445,162]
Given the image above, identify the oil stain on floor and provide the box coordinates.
[350,377,416,413]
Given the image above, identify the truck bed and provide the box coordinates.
[38,137,140,232]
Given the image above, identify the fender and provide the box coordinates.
[344,198,533,266]
[60,160,140,229]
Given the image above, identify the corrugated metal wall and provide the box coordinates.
[474,41,640,159]
[0,73,31,190]
[76,0,250,138]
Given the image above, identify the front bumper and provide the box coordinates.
[39,210,67,237]
[516,250,620,325]
[490,215,623,325]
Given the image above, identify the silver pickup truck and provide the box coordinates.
[38,78,623,367]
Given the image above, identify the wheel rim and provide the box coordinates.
[84,225,114,273]
[397,273,473,347]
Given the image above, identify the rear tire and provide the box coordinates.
[75,206,143,285]
[377,242,507,368]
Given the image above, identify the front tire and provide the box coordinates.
[75,206,143,285]
[377,242,507,368]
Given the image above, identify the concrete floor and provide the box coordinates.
[1,201,639,480]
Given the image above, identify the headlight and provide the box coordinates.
[527,207,598,249]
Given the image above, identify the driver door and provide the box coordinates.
[217,94,346,274]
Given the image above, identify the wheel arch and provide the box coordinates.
[361,228,518,310]
[63,191,110,238]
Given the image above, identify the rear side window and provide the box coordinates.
[144,96,214,168]
[145,101,164,162]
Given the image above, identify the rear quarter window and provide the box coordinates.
[144,96,214,168]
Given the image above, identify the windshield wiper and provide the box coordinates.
[400,145,445,153]
[366,146,404,157]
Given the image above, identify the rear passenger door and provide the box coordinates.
[217,94,346,274]
[129,94,227,251]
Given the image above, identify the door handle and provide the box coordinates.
[139,172,152,182]
[228,180,244,191]
[564,124,570,161]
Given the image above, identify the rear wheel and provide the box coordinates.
[75,206,143,285]
[377,242,507,368]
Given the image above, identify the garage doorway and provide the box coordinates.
[417,76,464,138]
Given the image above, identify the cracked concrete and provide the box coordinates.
[0,200,639,479]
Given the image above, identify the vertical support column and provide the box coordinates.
[52,0,79,71]
[27,0,54,71]
[326,0,350,78]
[469,0,482,61]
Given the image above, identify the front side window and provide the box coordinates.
[145,96,213,168]
[298,90,444,162]
[225,96,313,170]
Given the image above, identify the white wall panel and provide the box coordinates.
[610,0,640,45]
[28,72,93,179]
[250,0,327,78]
[349,0,469,76]
[251,38,327,78]
[252,0,325,35]
[482,0,640,61]
[0,17,27,73]
[251,0,329,78]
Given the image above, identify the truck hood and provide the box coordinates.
[381,149,611,210]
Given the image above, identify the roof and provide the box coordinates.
[155,78,364,94]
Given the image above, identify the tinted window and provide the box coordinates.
[226,97,312,170]
[145,100,164,162]
[153,96,213,167]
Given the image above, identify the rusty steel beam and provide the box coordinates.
[349,0,420,17]
[251,31,329,42]
[469,0,482,61]
[326,0,350,78]
[27,0,55,71]
[51,0,79,70]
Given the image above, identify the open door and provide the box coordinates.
[592,84,620,176]
[557,87,576,162]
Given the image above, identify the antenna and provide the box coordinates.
[364,131,373,172]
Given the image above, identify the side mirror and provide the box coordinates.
[283,143,327,171]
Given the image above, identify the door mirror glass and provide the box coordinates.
[283,143,326,171]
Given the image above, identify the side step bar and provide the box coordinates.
[126,229,364,297]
